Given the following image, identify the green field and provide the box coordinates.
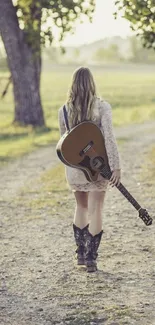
[0,64,155,163]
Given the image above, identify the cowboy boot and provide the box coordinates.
[83,228,103,272]
[73,224,89,265]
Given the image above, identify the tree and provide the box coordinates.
[94,44,121,62]
[114,0,155,50]
[0,0,95,126]
[129,36,155,63]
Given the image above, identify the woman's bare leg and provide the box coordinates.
[73,191,89,229]
[88,191,106,235]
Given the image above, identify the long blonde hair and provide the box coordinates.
[66,67,97,128]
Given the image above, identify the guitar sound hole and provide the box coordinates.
[78,156,96,176]
[91,157,105,171]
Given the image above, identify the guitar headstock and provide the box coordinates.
[139,208,153,226]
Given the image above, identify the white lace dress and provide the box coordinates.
[58,98,120,192]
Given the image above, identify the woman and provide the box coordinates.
[58,67,121,272]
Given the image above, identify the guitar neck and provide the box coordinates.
[116,182,141,211]
[100,170,141,212]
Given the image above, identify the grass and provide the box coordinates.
[17,163,72,216]
[142,145,155,184]
[137,144,155,202]
[0,64,155,163]
[148,146,155,179]
[60,304,135,325]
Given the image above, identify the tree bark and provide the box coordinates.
[0,0,45,126]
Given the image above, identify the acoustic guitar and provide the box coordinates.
[56,121,153,226]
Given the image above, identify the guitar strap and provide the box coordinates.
[63,105,70,132]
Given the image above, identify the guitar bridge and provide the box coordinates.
[79,141,94,156]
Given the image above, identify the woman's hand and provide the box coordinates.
[109,169,121,187]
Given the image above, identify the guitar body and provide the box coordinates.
[56,121,153,226]
[56,122,110,182]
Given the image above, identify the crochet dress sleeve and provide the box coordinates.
[58,107,66,136]
[100,101,121,171]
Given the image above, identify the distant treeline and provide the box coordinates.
[1,36,155,70]
[43,36,155,65]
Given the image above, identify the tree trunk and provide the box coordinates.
[0,0,45,126]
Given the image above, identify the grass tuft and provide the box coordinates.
[18,163,72,214]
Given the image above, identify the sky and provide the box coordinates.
[62,0,132,46]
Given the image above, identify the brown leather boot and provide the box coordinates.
[83,228,103,272]
[73,224,89,265]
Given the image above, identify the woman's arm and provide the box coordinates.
[58,107,66,136]
[100,101,121,185]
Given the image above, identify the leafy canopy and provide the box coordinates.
[114,0,155,49]
[15,0,95,49]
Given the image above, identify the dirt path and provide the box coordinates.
[0,121,155,325]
